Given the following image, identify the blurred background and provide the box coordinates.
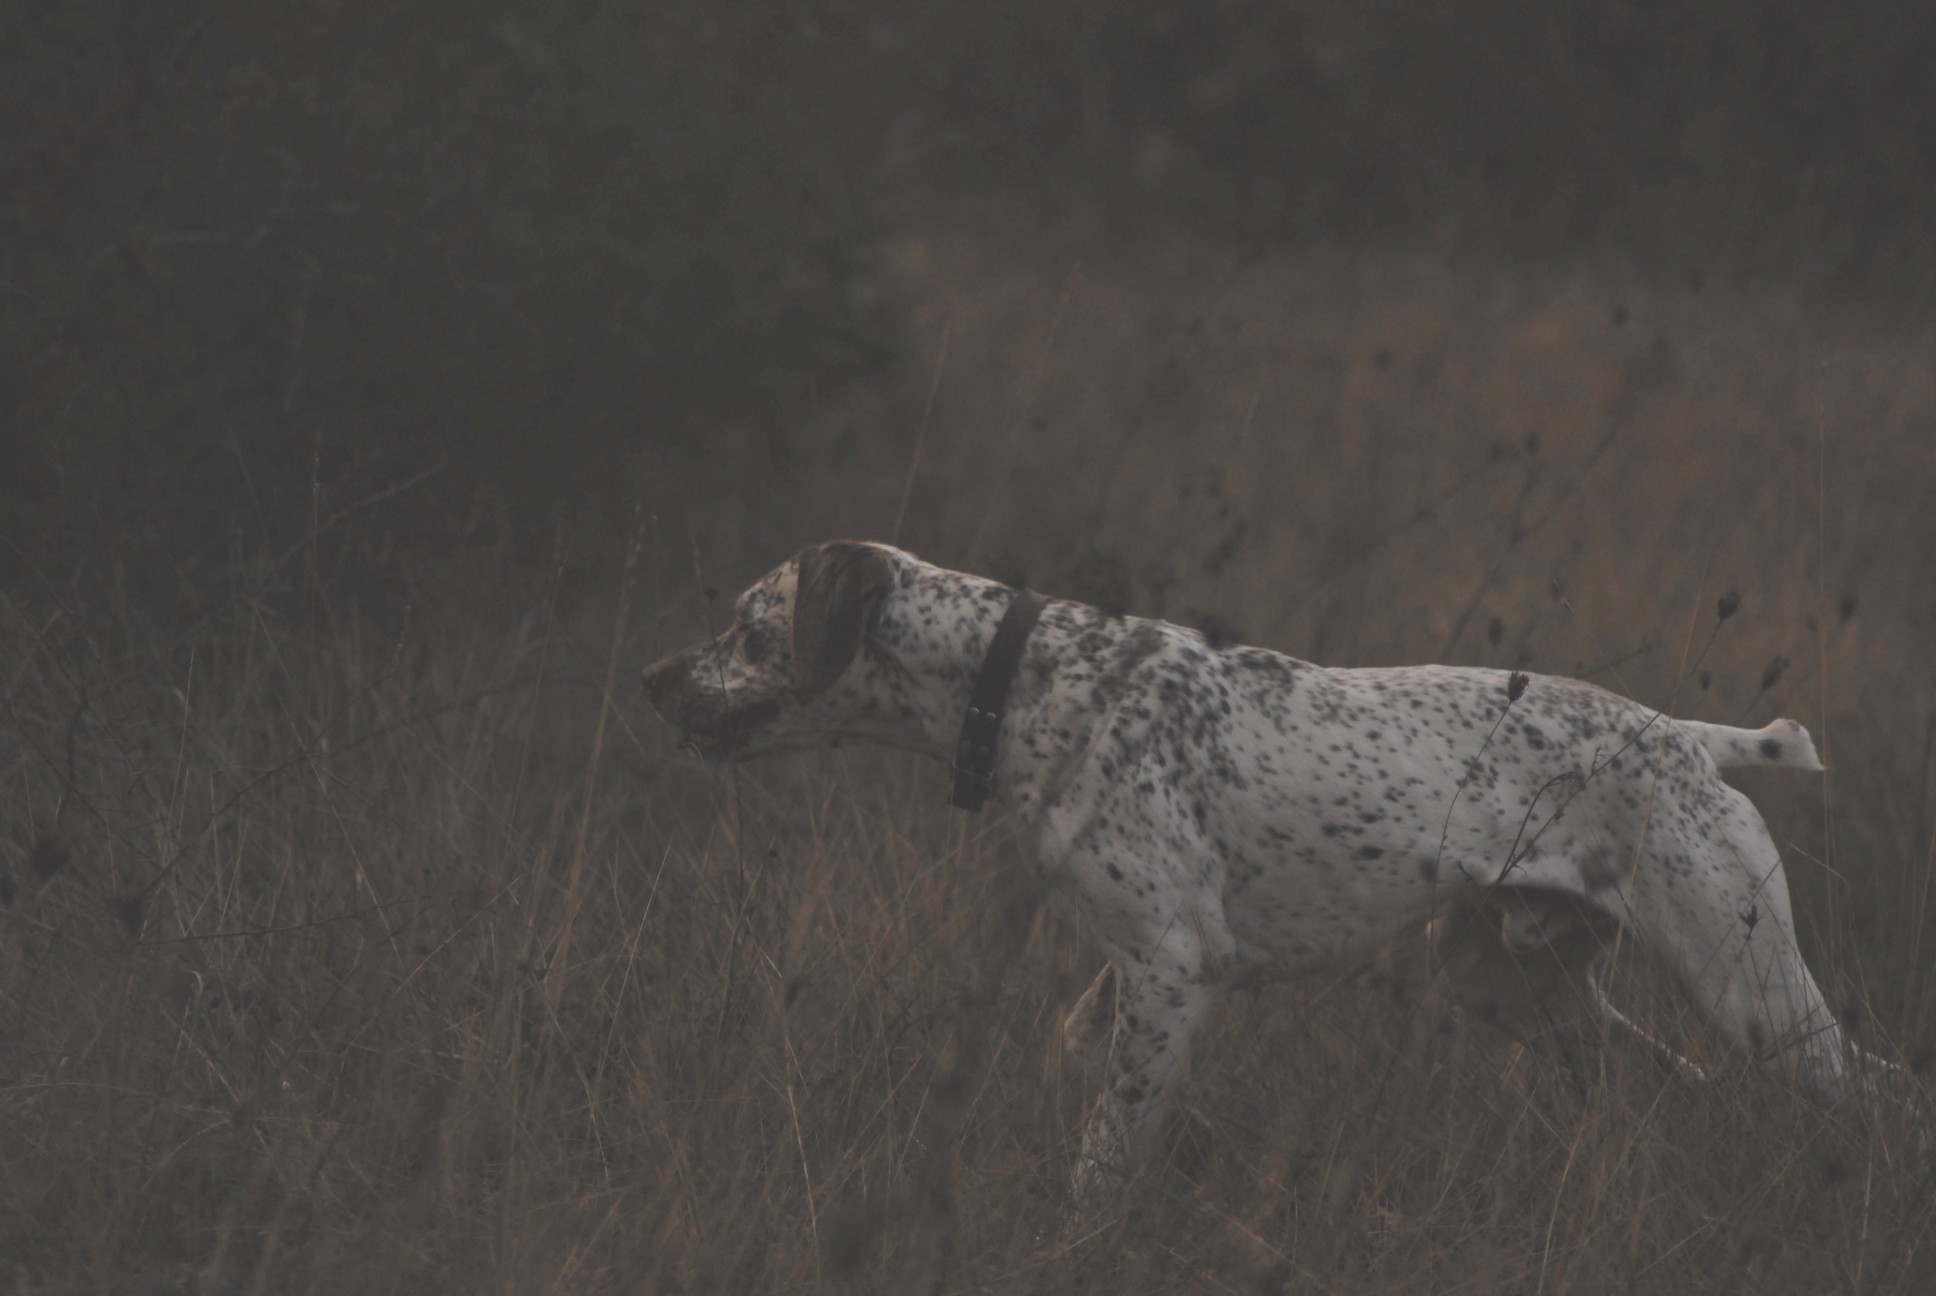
[5,2,1936,1290]
[8,0,1936,598]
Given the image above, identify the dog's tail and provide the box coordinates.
[1676,717,1825,772]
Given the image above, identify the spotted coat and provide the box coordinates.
[644,540,1876,1214]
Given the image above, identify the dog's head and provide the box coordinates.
[643,540,902,761]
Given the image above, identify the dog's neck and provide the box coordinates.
[862,559,1103,816]
[865,562,1019,753]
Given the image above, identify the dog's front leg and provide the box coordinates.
[1067,933,1217,1220]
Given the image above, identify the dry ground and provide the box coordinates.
[5,188,1936,1292]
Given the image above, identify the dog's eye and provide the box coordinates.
[741,625,772,664]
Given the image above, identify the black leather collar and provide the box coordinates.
[950,589,1047,812]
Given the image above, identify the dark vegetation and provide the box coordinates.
[7,1,1936,588]
[5,2,1936,1290]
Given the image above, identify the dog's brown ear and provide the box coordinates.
[792,541,893,693]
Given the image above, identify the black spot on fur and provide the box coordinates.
[1578,850,1621,892]
[1760,738,1782,760]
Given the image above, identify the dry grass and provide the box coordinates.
[5,193,1936,1292]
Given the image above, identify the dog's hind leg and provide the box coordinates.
[1628,784,1849,1106]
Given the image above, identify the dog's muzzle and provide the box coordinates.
[642,655,782,761]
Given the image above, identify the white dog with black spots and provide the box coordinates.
[644,540,1905,1215]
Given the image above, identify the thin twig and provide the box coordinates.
[894,317,951,547]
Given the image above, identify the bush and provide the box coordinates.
[2,2,899,595]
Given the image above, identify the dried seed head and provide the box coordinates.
[1069,551,1131,618]
[1716,590,1741,621]
[989,553,1030,590]
[30,835,69,882]
[824,1200,887,1277]
[1697,669,1713,691]
[109,894,146,937]
[1760,656,1788,692]
[1194,611,1240,650]
[1506,671,1529,703]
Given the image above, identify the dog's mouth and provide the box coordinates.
[676,698,785,761]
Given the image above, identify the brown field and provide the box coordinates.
[6,186,1936,1292]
